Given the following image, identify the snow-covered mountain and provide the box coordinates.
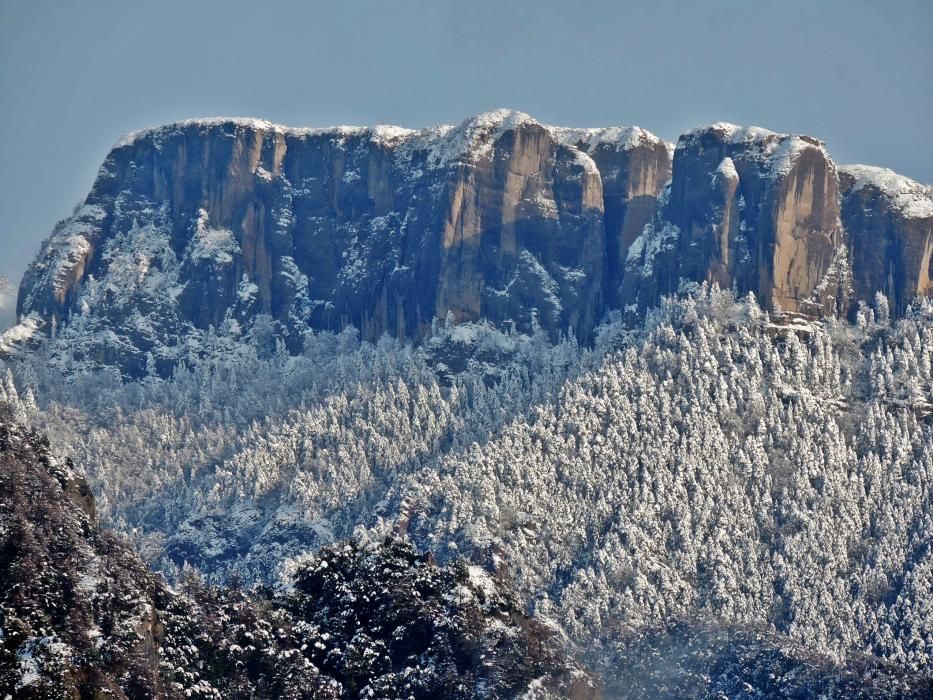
[2,111,933,697]
[6,111,931,377]
[7,111,670,375]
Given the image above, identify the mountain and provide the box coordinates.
[8,110,930,376]
[624,124,846,316]
[624,124,933,319]
[3,110,933,697]
[0,414,596,698]
[840,165,933,317]
[9,111,670,375]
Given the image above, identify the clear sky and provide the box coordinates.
[1,0,931,325]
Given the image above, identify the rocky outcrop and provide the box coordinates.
[555,127,673,303]
[13,111,671,375]
[624,123,849,316]
[840,165,933,318]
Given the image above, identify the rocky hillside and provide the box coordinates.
[5,343,932,697]
[624,124,933,319]
[10,110,930,377]
[840,165,933,317]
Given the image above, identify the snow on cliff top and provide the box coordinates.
[683,122,780,144]
[715,157,738,182]
[422,109,660,170]
[681,122,832,180]
[423,109,540,167]
[112,110,667,166]
[113,117,418,150]
[841,165,933,219]
[552,125,671,153]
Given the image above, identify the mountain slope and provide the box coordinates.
[11,111,671,376]
[3,110,933,698]
[6,287,932,695]
[0,416,595,698]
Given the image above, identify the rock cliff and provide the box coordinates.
[8,111,933,374]
[839,165,933,318]
[624,123,849,316]
[13,111,670,374]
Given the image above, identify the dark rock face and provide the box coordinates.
[840,165,933,318]
[14,111,671,374]
[624,123,850,317]
[556,128,673,304]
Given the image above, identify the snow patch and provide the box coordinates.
[767,135,824,179]
[519,250,563,317]
[113,117,418,152]
[714,157,738,183]
[684,122,778,144]
[570,147,600,177]
[189,210,240,264]
[467,565,499,601]
[554,125,668,153]
[681,123,829,181]
[112,112,667,183]
[425,109,540,168]
[236,272,259,304]
[0,314,42,354]
[627,221,680,277]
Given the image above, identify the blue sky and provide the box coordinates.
[1,0,931,324]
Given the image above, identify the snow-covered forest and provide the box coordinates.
[3,285,932,681]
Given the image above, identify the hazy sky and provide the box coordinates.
[1,0,931,324]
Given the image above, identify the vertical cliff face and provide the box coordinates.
[766,140,845,314]
[624,123,849,316]
[10,111,933,374]
[429,116,607,339]
[555,128,673,304]
[839,165,933,317]
[14,111,672,373]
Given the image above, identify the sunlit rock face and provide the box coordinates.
[623,123,850,317]
[14,111,672,374]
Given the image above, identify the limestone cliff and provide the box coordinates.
[9,111,933,375]
[624,123,850,317]
[555,127,673,303]
[14,111,670,374]
[839,165,933,318]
